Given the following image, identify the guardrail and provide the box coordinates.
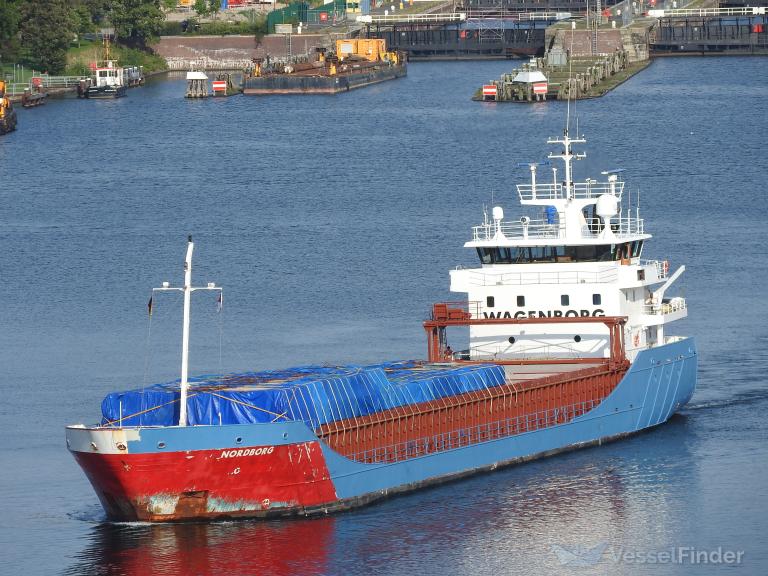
[648,6,766,18]
[644,297,686,316]
[581,216,645,237]
[466,267,618,287]
[517,180,625,201]
[472,218,561,241]
[640,259,668,280]
[3,75,85,96]
[357,12,467,24]
[347,398,601,464]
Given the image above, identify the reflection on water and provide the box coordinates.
[65,517,335,576]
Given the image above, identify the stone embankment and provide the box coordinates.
[153,33,343,70]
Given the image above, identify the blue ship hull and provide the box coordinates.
[67,338,696,520]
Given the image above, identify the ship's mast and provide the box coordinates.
[547,129,586,199]
[153,236,221,427]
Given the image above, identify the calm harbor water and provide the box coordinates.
[1,57,767,575]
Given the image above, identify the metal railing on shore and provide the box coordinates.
[357,12,467,24]
[165,57,253,71]
[3,75,84,96]
[649,6,766,18]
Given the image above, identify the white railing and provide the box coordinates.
[465,11,565,22]
[644,297,686,316]
[581,216,645,237]
[517,180,625,202]
[357,12,466,24]
[472,215,643,241]
[640,259,667,280]
[472,218,561,241]
[648,7,766,18]
[165,57,253,71]
[467,267,618,286]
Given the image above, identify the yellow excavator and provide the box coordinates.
[0,80,18,135]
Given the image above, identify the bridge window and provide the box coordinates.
[476,244,614,264]
[593,294,602,305]
[517,296,525,307]
[561,295,569,306]
[487,296,495,308]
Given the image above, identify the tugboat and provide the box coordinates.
[66,129,696,522]
[0,81,18,135]
[78,38,127,99]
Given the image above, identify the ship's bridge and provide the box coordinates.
[467,132,649,255]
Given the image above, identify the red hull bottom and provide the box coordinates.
[74,441,337,521]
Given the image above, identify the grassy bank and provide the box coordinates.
[65,41,168,77]
[160,13,266,37]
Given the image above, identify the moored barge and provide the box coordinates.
[66,129,696,522]
[242,39,406,95]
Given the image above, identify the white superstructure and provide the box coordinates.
[450,130,687,362]
[93,61,125,89]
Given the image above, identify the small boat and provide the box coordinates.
[0,81,18,134]
[78,38,127,99]
[78,61,127,99]
[21,84,48,108]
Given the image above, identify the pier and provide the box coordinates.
[649,7,768,55]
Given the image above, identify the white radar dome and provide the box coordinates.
[595,194,618,219]
[492,206,504,220]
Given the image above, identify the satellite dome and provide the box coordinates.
[596,194,618,219]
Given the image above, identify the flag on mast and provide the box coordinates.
[216,292,223,313]
[148,296,154,317]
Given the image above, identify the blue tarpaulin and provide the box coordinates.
[101,361,507,429]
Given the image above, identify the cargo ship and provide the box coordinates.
[66,129,696,522]
[242,39,406,95]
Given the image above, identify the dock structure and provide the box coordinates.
[649,6,768,55]
[185,71,209,98]
[475,50,646,102]
[363,11,558,59]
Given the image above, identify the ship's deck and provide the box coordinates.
[501,361,606,384]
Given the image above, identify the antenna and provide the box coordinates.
[565,21,576,136]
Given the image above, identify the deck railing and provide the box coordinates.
[347,398,601,464]
[517,180,625,202]
[465,266,618,286]
[644,298,686,316]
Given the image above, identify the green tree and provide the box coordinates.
[19,0,74,74]
[208,0,220,19]
[193,0,210,17]
[111,0,164,48]
[71,4,96,36]
[0,0,22,60]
